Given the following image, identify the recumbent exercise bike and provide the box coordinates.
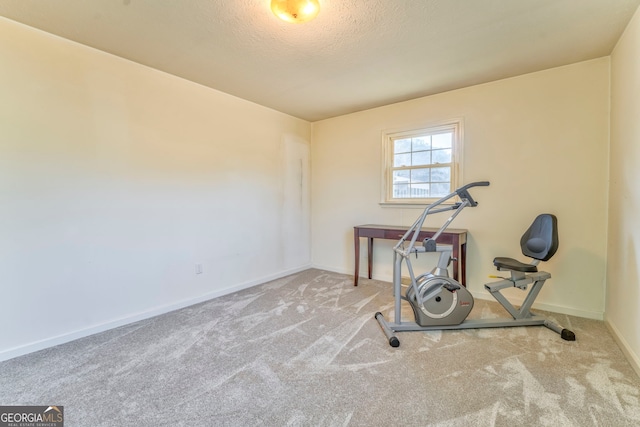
[375,181,575,347]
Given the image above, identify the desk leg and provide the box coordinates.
[450,237,466,287]
[368,237,373,279]
[461,242,467,287]
[354,228,360,286]
[451,236,469,287]
[452,237,460,285]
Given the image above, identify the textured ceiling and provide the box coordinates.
[1,0,639,121]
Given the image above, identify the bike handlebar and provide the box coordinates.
[455,181,490,207]
[394,180,490,254]
[457,181,490,191]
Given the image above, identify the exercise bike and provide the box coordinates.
[375,181,575,347]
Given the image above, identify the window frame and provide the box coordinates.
[380,119,463,206]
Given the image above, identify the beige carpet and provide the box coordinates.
[1,269,639,426]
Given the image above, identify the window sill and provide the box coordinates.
[379,201,458,208]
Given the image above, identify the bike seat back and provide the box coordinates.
[493,214,558,272]
[520,213,558,261]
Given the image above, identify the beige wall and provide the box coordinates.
[3,7,638,368]
[607,6,640,374]
[312,58,610,320]
[0,18,311,360]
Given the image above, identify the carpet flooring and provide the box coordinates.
[1,269,639,426]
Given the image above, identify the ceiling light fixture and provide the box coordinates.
[271,0,320,24]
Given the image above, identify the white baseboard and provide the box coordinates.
[472,290,604,320]
[311,263,351,276]
[605,319,640,379]
[314,264,605,321]
[0,264,311,363]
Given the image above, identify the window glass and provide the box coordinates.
[382,120,462,204]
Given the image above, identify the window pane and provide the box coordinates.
[412,136,430,151]
[431,167,451,182]
[411,168,430,183]
[412,150,430,166]
[432,149,452,164]
[411,183,430,198]
[393,183,411,198]
[393,169,410,182]
[432,132,452,149]
[394,138,412,153]
[431,183,450,197]
[384,120,461,203]
[394,153,411,167]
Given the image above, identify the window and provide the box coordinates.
[381,119,462,205]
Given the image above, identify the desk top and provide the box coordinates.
[355,224,467,234]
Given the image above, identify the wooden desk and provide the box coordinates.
[353,224,467,287]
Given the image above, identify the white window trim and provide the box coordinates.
[380,118,464,207]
